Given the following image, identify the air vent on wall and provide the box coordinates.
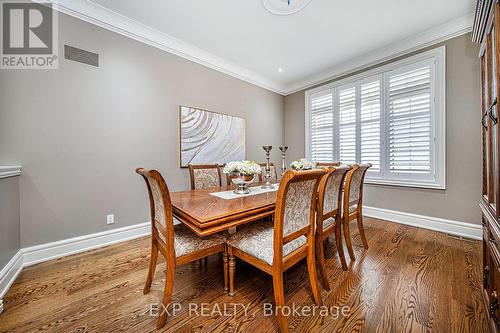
[64,45,99,67]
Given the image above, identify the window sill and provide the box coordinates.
[365,178,445,190]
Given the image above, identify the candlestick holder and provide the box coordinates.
[261,146,275,189]
[279,146,288,176]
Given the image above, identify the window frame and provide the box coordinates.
[305,46,446,190]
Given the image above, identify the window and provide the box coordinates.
[309,91,334,162]
[305,47,445,189]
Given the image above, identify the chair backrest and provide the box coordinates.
[188,164,222,190]
[344,163,372,209]
[273,169,326,263]
[136,168,175,262]
[316,165,351,223]
[258,162,277,182]
[315,162,341,167]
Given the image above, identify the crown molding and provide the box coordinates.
[41,0,287,94]
[40,1,473,96]
[0,166,22,179]
[283,13,474,95]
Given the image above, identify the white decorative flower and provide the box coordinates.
[290,158,316,170]
[223,161,243,174]
[223,160,262,175]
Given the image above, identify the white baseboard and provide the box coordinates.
[23,222,151,267]
[0,208,482,313]
[363,206,482,240]
[0,222,151,309]
[0,250,24,300]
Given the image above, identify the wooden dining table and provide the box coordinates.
[170,182,278,236]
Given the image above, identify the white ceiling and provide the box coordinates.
[53,0,475,94]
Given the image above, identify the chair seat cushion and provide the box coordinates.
[158,222,225,258]
[227,221,307,265]
[348,204,358,214]
[323,217,336,229]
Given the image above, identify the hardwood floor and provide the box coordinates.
[0,218,488,332]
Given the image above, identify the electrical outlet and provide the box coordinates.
[106,214,114,225]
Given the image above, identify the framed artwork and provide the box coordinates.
[179,106,246,167]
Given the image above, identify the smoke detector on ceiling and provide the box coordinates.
[262,0,312,16]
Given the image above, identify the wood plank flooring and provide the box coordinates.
[0,218,488,332]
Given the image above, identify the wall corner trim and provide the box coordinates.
[363,206,482,240]
[42,0,472,96]
[0,166,22,179]
[283,13,473,95]
[0,250,23,299]
[43,0,286,94]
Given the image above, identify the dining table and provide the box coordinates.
[170,182,279,237]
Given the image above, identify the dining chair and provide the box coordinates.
[342,163,372,261]
[188,164,223,267]
[315,165,351,290]
[136,168,226,329]
[227,168,327,333]
[258,162,278,182]
[188,164,222,190]
[315,161,341,167]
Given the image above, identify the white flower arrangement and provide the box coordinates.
[223,160,262,175]
[290,158,316,171]
[223,161,243,174]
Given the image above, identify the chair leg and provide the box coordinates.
[223,252,229,292]
[343,217,355,261]
[156,262,175,329]
[335,222,348,270]
[143,240,158,294]
[307,241,322,306]
[315,234,330,291]
[357,213,369,249]
[272,273,289,333]
[228,253,236,296]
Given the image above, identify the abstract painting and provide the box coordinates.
[179,106,245,167]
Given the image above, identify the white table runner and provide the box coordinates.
[210,184,279,200]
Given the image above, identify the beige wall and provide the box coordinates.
[0,13,284,247]
[0,176,20,269]
[284,33,482,224]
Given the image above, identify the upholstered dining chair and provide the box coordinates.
[258,162,278,182]
[227,168,327,333]
[188,164,222,190]
[342,163,372,261]
[136,168,226,329]
[315,161,341,167]
[315,165,351,290]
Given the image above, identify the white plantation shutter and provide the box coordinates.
[305,47,444,188]
[309,91,334,161]
[338,87,357,164]
[360,80,381,171]
[388,65,432,174]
